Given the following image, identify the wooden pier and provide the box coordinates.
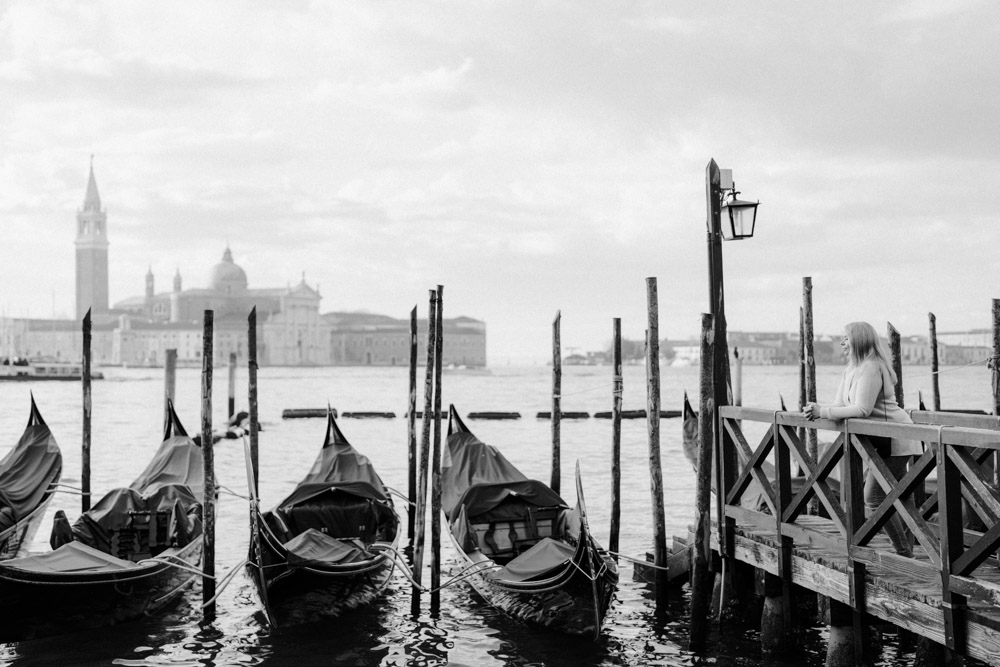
[698,405,1000,665]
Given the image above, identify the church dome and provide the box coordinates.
[209,247,248,293]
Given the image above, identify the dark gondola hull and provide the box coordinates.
[449,530,617,636]
[0,539,202,642]
[248,553,396,627]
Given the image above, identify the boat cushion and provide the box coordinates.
[283,528,367,566]
[5,540,138,574]
[499,538,575,582]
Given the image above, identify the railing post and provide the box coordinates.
[762,411,794,654]
[842,422,873,665]
[937,430,966,653]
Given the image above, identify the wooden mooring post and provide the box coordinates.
[929,312,941,411]
[412,291,436,594]
[430,285,444,607]
[551,310,561,495]
[227,352,237,420]
[609,317,622,559]
[201,310,216,618]
[689,313,714,649]
[802,277,817,513]
[82,309,92,513]
[165,348,177,425]
[645,277,668,608]
[993,298,1000,494]
[888,322,903,408]
[407,306,418,542]
[248,308,259,497]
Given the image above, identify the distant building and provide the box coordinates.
[7,162,487,368]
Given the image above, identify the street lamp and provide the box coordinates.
[704,158,758,613]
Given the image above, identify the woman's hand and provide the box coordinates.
[803,403,819,420]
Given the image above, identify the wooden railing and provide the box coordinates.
[716,406,1000,653]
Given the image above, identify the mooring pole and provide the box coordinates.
[430,285,444,606]
[407,306,418,542]
[690,312,715,649]
[992,299,1000,492]
[888,323,903,408]
[201,310,216,618]
[928,312,941,411]
[248,307,259,497]
[609,317,622,560]
[645,277,668,608]
[802,277,817,514]
[551,310,562,495]
[228,352,237,420]
[412,291,436,591]
[797,306,806,475]
[82,309,92,513]
[165,348,177,426]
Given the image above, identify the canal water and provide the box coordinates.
[0,362,992,666]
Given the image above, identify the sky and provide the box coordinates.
[2,1,999,365]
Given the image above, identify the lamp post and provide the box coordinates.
[705,158,758,618]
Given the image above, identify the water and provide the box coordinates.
[0,363,992,666]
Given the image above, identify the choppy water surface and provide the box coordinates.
[0,363,991,666]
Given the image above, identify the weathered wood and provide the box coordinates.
[645,277,667,609]
[201,310,216,618]
[888,322,904,409]
[610,318,622,560]
[551,310,561,495]
[227,352,237,419]
[798,306,806,474]
[732,347,742,408]
[413,290,435,590]
[690,312,714,649]
[802,277,818,514]
[164,348,177,425]
[929,313,941,411]
[407,306,418,542]
[431,285,444,598]
[536,411,589,419]
[248,308,259,497]
[82,309,92,513]
[993,299,1000,501]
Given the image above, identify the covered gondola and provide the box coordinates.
[246,409,400,628]
[0,394,62,560]
[442,405,618,638]
[0,400,206,641]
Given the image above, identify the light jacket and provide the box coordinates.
[818,358,923,457]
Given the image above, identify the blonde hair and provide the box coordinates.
[844,321,897,384]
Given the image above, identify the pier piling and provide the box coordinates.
[164,349,177,425]
[802,277,817,513]
[609,318,622,559]
[412,291,436,592]
[888,322,903,408]
[82,309,92,513]
[689,312,714,649]
[551,310,561,495]
[929,313,941,410]
[645,277,668,609]
[228,352,237,420]
[430,285,444,607]
[407,306,417,542]
[248,308,259,496]
[201,310,216,618]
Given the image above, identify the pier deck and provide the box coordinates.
[703,406,1000,665]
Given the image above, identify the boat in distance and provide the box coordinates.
[0,401,206,642]
[442,405,618,638]
[1,356,105,381]
[246,409,401,628]
[0,395,63,561]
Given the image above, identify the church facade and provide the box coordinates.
[6,163,486,368]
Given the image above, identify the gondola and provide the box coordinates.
[0,394,62,560]
[246,409,400,628]
[441,405,618,639]
[0,400,206,641]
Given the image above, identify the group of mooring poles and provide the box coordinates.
[407,285,445,612]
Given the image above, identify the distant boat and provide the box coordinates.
[0,357,104,381]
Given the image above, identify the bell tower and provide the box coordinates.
[75,157,110,318]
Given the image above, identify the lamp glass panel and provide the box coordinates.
[724,202,757,239]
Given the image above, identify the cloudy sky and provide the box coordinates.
[2,1,998,364]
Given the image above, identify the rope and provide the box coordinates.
[137,556,215,579]
[907,356,996,379]
[385,487,416,507]
[605,550,670,571]
[554,381,620,399]
[200,558,248,609]
[217,484,249,501]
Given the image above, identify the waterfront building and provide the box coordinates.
[9,162,487,368]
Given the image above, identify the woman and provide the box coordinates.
[803,321,922,557]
